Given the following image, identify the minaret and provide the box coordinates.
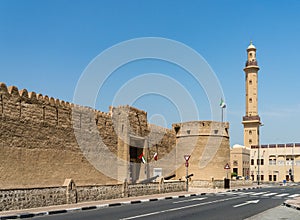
[242,41,261,147]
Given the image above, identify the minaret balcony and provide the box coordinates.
[245,60,258,67]
[242,115,260,121]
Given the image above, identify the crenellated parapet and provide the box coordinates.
[172,121,229,138]
[0,82,119,129]
[0,82,74,108]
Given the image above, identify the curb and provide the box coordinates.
[283,202,300,211]
[0,187,263,219]
[225,186,262,193]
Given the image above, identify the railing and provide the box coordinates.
[243,115,260,121]
[245,60,258,67]
[250,143,300,149]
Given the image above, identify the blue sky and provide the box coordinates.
[1,0,300,146]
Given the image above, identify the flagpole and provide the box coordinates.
[221,107,223,122]
[220,98,226,123]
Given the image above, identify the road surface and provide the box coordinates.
[35,186,300,220]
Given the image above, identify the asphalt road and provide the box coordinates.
[35,186,300,220]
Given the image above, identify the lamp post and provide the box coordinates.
[257,147,260,185]
[292,143,295,182]
[257,123,264,185]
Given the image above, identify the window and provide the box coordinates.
[251,159,254,165]
[249,80,252,85]
[286,158,294,165]
[261,175,264,181]
[249,98,252,103]
[249,130,252,135]
[249,139,252,144]
[233,160,238,166]
[269,175,272,181]
[269,159,276,165]
[273,175,277,181]
[257,159,260,165]
[261,159,264,165]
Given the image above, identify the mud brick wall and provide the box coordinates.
[0,181,185,211]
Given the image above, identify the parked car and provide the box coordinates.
[236,176,245,180]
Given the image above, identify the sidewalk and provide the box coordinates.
[2,185,297,219]
[283,197,300,210]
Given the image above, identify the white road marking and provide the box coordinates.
[173,197,207,204]
[119,196,241,220]
[262,193,277,197]
[236,191,260,195]
[233,200,260,208]
[251,191,270,196]
[275,193,289,197]
[221,191,258,196]
[287,194,300,198]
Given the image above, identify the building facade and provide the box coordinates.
[230,144,250,179]
[250,143,300,182]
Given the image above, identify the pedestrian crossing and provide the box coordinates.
[218,191,299,199]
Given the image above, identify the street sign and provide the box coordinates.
[184,155,191,161]
[224,163,230,169]
[183,155,191,192]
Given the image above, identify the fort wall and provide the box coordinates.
[0,82,121,188]
[0,82,230,190]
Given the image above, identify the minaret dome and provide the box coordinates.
[246,41,258,67]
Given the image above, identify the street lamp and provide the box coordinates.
[292,143,295,182]
[257,123,264,185]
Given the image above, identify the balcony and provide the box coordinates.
[245,60,258,67]
[243,115,261,121]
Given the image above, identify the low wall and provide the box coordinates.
[0,180,185,211]
[0,187,66,211]
[230,180,253,187]
[190,179,253,188]
[76,185,123,203]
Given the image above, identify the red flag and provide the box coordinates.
[138,153,146,164]
[153,152,158,161]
